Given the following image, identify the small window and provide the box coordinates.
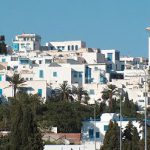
[73,71,78,77]
[26,78,28,81]
[53,72,57,77]
[75,45,78,50]
[50,46,54,50]
[68,46,70,50]
[38,89,42,97]
[0,75,2,81]
[139,100,144,102]
[107,53,113,61]
[104,125,108,131]
[72,45,74,50]
[89,89,95,95]
[79,72,82,78]
[143,92,147,97]
[121,65,125,71]
[7,66,10,70]
[57,46,60,50]
[2,58,6,62]
[39,60,42,64]
[39,70,44,78]
[96,132,100,138]
[21,43,25,48]
[89,129,94,139]
[0,89,3,95]
[30,78,33,80]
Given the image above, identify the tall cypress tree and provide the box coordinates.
[100,121,120,150]
[9,94,43,150]
[122,121,140,150]
[10,101,23,150]
[122,92,137,117]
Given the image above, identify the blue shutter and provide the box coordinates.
[39,70,44,78]
[96,132,100,138]
[38,89,42,97]
[0,75,2,81]
[53,72,57,77]
[107,53,113,61]
[89,129,94,139]
[0,89,2,95]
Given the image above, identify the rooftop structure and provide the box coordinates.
[12,33,41,52]
[46,40,86,51]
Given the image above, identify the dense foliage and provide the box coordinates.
[0,94,43,150]
[122,121,140,150]
[38,101,100,133]
[100,121,120,150]
[0,38,7,55]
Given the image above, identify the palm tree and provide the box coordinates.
[102,84,118,112]
[72,86,88,103]
[8,73,25,97]
[59,81,71,102]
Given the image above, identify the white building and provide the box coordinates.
[46,40,86,51]
[82,113,143,150]
[146,27,150,66]
[120,56,147,70]
[44,145,84,150]
[101,49,121,71]
[12,33,41,52]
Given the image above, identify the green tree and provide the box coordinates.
[59,81,71,101]
[0,36,7,55]
[102,84,118,112]
[100,121,120,150]
[9,93,43,150]
[72,86,88,103]
[122,92,137,117]
[40,101,94,133]
[122,121,140,150]
[8,73,25,97]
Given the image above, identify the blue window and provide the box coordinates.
[53,72,57,77]
[85,66,91,83]
[38,89,42,97]
[96,132,100,138]
[79,72,82,78]
[68,46,70,50]
[104,125,108,131]
[89,129,94,139]
[12,43,19,51]
[107,53,113,61]
[100,75,106,84]
[89,89,95,95]
[0,75,2,81]
[73,71,78,77]
[20,59,29,64]
[39,70,44,78]
[75,45,78,50]
[121,65,125,71]
[0,89,2,96]
[72,45,74,50]
[2,58,6,62]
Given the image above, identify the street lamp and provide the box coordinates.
[118,85,123,150]
[143,69,147,150]
[144,27,150,150]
